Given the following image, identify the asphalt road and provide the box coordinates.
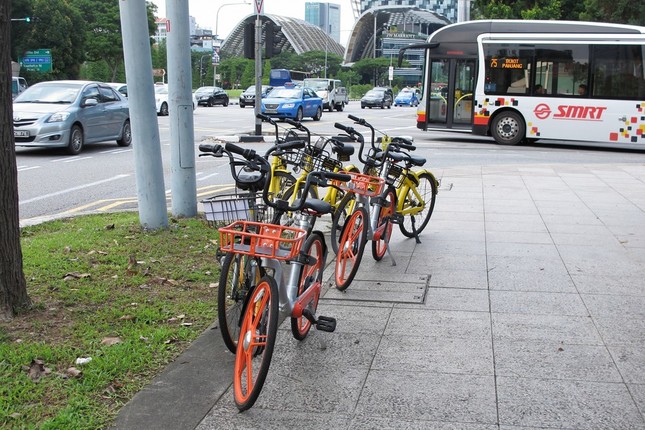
[16,100,645,224]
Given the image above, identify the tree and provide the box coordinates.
[472,0,562,20]
[352,57,391,85]
[580,0,645,25]
[1,0,31,320]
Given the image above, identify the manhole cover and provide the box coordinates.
[322,274,430,304]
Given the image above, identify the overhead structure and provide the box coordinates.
[222,14,345,58]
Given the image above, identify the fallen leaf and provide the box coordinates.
[98,250,108,255]
[164,338,178,344]
[64,246,71,253]
[101,337,122,346]
[87,250,96,255]
[208,283,218,289]
[167,317,178,323]
[28,359,46,381]
[66,367,82,378]
[177,314,186,319]
[105,223,115,230]
[75,357,92,365]
[139,336,149,342]
[181,322,193,327]
[119,315,134,321]
[139,284,151,289]
[9,413,21,419]
[63,272,91,281]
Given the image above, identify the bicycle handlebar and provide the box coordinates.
[198,143,224,156]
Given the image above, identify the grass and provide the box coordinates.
[0,212,221,429]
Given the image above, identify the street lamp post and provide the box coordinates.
[214,1,250,87]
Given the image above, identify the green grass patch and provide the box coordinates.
[1,212,221,429]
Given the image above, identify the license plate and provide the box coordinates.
[14,130,29,137]
[265,110,277,114]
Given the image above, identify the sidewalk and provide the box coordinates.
[113,161,645,429]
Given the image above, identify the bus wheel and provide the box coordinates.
[491,111,525,146]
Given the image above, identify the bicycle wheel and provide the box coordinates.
[270,170,297,202]
[399,172,438,238]
[291,233,325,340]
[234,275,279,411]
[277,177,318,225]
[371,187,396,261]
[330,193,356,255]
[335,206,368,291]
[218,253,262,353]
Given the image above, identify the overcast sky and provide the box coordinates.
[149,0,356,46]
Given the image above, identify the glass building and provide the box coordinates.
[305,2,341,43]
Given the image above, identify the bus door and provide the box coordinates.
[426,59,476,128]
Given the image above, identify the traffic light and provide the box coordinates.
[243,22,254,59]
[265,22,281,58]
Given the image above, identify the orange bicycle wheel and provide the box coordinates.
[291,233,325,340]
[233,276,279,411]
[335,206,368,291]
[372,187,396,261]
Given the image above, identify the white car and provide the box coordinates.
[154,84,197,116]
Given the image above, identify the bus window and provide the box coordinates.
[484,43,533,96]
[453,60,475,124]
[592,45,645,99]
[427,60,449,123]
[533,45,589,96]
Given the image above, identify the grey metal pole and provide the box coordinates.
[119,0,168,229]
[167,0,197,218]
[254,13,262,135]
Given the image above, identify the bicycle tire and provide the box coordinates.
[234,275,279,411]
[399,171,437,238]
[330,192,356,255]
[291,233,325,340]
[335,206,368,291]
[371,187,396,261]
[218,253,263,354]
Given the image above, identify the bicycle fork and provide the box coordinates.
[369,196,397,266]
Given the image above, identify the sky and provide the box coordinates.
[150,0,356,46]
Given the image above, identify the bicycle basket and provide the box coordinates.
[333,172,385,197]
[387,163,404,188]
[300,146,342,172]
[218,221,306,260]
[201,192,269,226]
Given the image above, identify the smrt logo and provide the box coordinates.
[534,103,551,119]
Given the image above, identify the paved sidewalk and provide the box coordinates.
[113,162,645,430]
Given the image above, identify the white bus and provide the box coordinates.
[400,20,645,146]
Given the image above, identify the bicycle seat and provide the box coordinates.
[302,198,332,215]
[332,144,354,157]
[236,168,265,191]
[374,150,408,163]
[407,154,426,166]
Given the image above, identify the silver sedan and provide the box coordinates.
[13,80,132,155]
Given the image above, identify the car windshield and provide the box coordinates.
[195,87,213,95]
[243,86,255,94]
[14,83,81,104]
[304,80,328,90]
[397,91,412,97]
[268,88,302,99]
[365,90,383,97]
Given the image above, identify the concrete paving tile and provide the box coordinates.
[422,287,490,312]
[408,253,487,273]
[541,223,613,236]
[492,313,603,344]
[582,294,645,318]
[571,274,645,296]
[550,231,619,246]
[243,366,369,413]
[197,405,351,429]
[540,213,605,226]
[495,340,622,382]
[373,334,493,375]
[483,213,544,224]
[608,345,645,384]
[385,309,491,340]
[356,371,497,424]
[431,210,485,222]
[413,240,487,256]
[485,220,548,233]
[349,416,498,430]
[427,269,489,290]
[485,242,560,258]
[313,302,392,334]
[485,230,554,244]
[594,315,645,346]
[490,290,588,316]
[488,270,576,293]
[484,200,539,215]
[497,377,644,429]
[425,219,485,232]
[487,255,568,274]
[629,384,645,418]
[424,228,486,243]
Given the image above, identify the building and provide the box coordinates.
[352,0,459,23]
[305,2,341,43]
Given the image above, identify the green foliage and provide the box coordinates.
[580,0,645,25]
[1,213,220,428]
[351,57,392,86]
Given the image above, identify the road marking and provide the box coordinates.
[18,165,41,172]
[197,172,220,181]
[19,174,130,206]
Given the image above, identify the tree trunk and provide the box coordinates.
[1,0,31,320]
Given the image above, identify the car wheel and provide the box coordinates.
[240,103,245,108]
[295,107,303,122]
[223,98,229,107]
[67,125,84,155]
[387,103,391,109]
[160,102,169,116]
[207,99,213,107]
[336,102,344,112]
[117,120,132,147]
[361,105,365,109]
[313,107,322,121]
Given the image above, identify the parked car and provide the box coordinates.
[261,85,323,121]
[13,80,131,155]
[108,82,128,98]
[394,88,419,107]
[194,86,229,107]
[154,84,196,116]
[239,85,272,108]
[361,87,393,109]
[12,76,28,100]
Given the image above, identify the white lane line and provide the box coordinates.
[61,156,93,163]
[197,172,220,182]
[18,166,41,172]
[19,174,130,205]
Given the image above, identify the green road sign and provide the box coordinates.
[20,49,52,72]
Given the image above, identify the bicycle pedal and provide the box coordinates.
[391,213,404,225]
[315,315,336,332]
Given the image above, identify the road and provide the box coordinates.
[16,101,645,224]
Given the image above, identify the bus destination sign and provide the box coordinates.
[490,57,523,69]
